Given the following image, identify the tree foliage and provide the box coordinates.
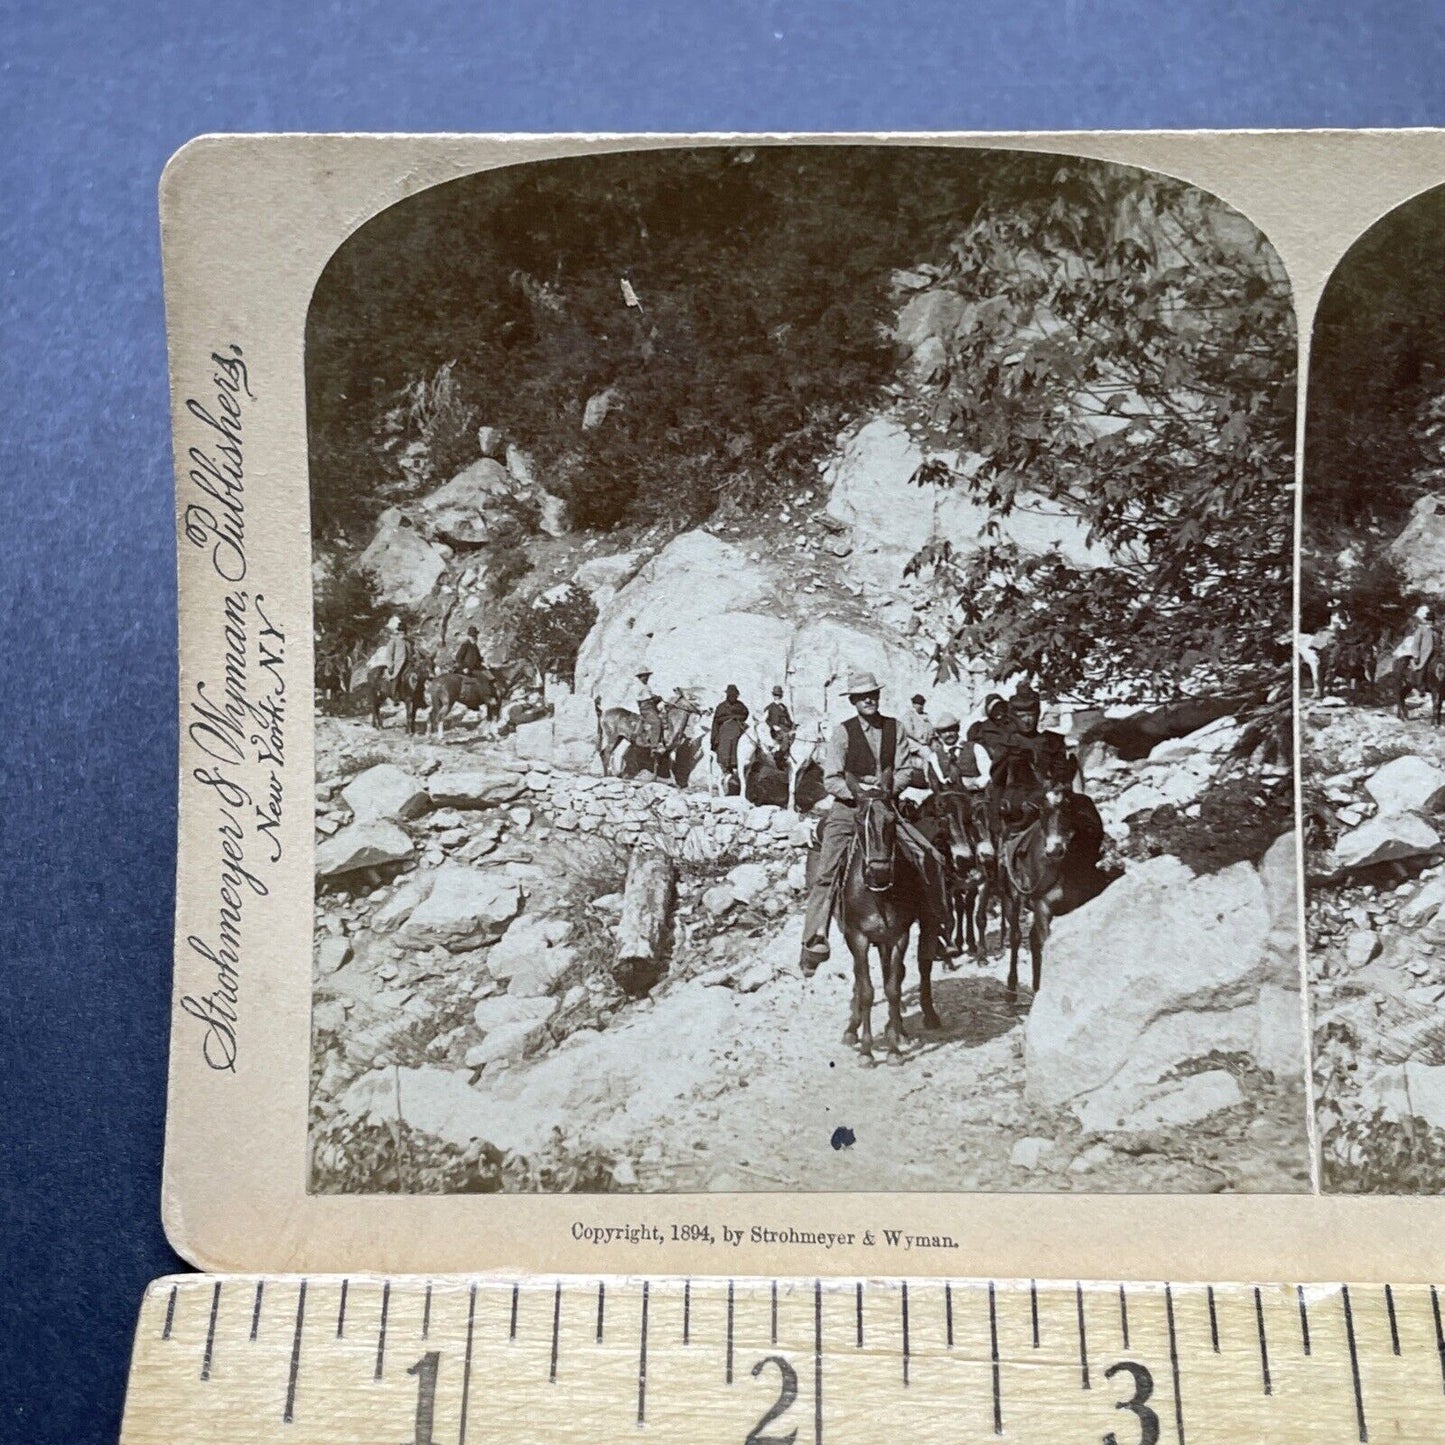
[905,159,1295,701]
[307,147,994,540]
[507,584,598,684]
[1306,183,1445,548]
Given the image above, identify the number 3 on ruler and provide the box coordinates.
[747,1354,799,1444]
[405,1351,440,1445]
[1103,1360,1160,1445]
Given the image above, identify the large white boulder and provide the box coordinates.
[1388,492,1445,593]
[1074,1069,1244,1136]
[823,417,1109,588]
[358,507,448,608]
[416,458,515,546]
[398,863,522,950]
[341,764,431,824]
[1364,755,1445,817]
[316,821,414,878]
[575,531,780,702]
[1023,855,1272,1108]
[1330,814,1441,874]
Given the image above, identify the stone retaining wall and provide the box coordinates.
[521,762,810,863]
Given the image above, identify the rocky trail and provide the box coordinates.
[310,710,1310,1197]
[1304,697,1445,1190]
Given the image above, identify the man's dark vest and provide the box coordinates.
[842,715,897,779]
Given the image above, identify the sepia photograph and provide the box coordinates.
[1301,181,1445,1193]
[305,145,1308,1196]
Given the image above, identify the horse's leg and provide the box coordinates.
[845,933,875,1059]
[1004,887,1021,1001]
[880,934,907,1057]
[917,928,941,1033]
[1030,903,1052,996]
[973,872,992,961]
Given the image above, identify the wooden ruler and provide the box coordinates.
[120,1275,1445,1442]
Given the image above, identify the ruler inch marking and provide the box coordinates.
[1165,1283,1185,1445]
[509,1282,519,1341]
[727,1279,735,1384]
[422,1282,431,1340]
[1207,1284,1219,1353]
[989,1280,1002,1436]
[374,1280,390,1381]
[457,1282,477,1445]
[637,1279,650,1426]
[161,1284,177,1341]
[336,1278,348,1339]
[1342,1284,1367,1443]
[199,1280,221,1381]
[856,1281,864,1349]
[1254,1285,1272,1395]
[1030,1279,1039,1349]
[945,1282,953,1348]
[1433,1285,1445,1392]
[283,1280,306,1425]
[813,1278,823,1445]
[901,1281,910,1387]
[1384,1284,1399,1356]
[597,1281,605,1344]
[771,1278,778,1346]
[1119,1282,1130,1350]
[550,1281,562,1383]
[1297,1284,1311,1356]
[1076,1281,1090,1390]
[249,1280,263,1342]
[683,1278,691,1345]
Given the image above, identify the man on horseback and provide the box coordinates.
[1395,605,1437,683]
[453,625,483,678]
[798,671,950,970]
[968,693,1012,766]
[375,615,409,680]
[922,713,989,793]
[763,686,795,769]
[986,684,1078,839]
[635,670,664,749]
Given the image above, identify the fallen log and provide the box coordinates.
[614,849,676,994]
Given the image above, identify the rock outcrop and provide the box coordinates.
[1388,492,1445,593]
[1023,839,1301,1130]
[822,417,1108,589]
[358,507,449,609]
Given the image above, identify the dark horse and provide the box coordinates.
[834,783,940,1060]
[1391,644,1445,724]
[427,672,502,738]
[997,783,1107,1000]
[919,786,995,962]
[368,658,429,734]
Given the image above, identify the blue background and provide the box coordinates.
[3,1,1443,1438]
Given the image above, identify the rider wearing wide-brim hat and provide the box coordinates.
[635,669,665,749]
[798,670,949,971]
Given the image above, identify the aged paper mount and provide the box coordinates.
[163,130,1445,1278]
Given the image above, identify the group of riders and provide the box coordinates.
[789,670,1102,980]
[622,666,1101,981]
[1305,602,1445,717]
